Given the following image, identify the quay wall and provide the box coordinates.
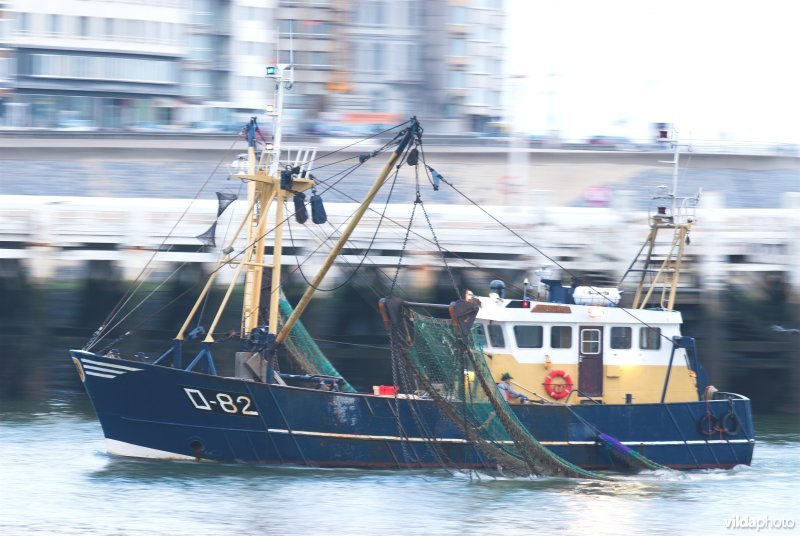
[2,194,799,297]
[1,138,798,208]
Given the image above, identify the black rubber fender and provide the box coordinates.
[699,413,720,436]
[721,411,741,436]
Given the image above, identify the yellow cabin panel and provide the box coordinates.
[485,353,698,405]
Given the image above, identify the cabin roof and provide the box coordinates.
[474,296,683,325]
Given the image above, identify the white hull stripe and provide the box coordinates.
[262,428,755,446]
[83,364,133,375]
[81,358,143,379]
[82,358,143,372]
[105,433,754,462]
[85,371,116,379]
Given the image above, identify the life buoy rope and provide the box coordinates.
[544,369,573,399]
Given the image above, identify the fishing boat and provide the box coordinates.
[70,63,754,477]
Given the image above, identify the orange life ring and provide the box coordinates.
[544,370,573,399]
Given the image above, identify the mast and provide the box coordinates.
[622,134,699,311]
[177,61,315,343]
[239,61,315,339]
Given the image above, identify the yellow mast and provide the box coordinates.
[176,63,314,343]
[238,64,315,339]
[276,120,418,345]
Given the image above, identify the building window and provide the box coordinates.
[407,43,417,72]
[371,42,383,71]
[640,327,662,350]
[581,329,601,354]
[450,6,467,24]
[308,51,328,67]
[514,325,543,349]
[50,14,61,35]
[359,1,385,25]
[18,12,29,34]
[610,327,632,349]
[474,23,487,41]
[79,16,89,38]
[466,87,488,106]
[407,1,417,27]
[551,326,572,349]
[189,34,213,62]
[487,324,505,348]
[191,0,213,26]
[278,49,292,64]
[449,39,465,56]
[309,21,329,38]
[0,58,10,79]
[448,69,465,88]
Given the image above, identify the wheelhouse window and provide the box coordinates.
[487,323,505,348]
[474,323,487,348]
[640,327,661,350]
[580,329,601,354]
[610,327,632,349]
[514,325,543,348]
[550,326,572,349]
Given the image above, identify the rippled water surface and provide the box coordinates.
[1,394,798,536]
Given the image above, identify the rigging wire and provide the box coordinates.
[196,181,245,329]
[84,136,241,351]
[92,126,405,344]
[87,118,681,352]
[412,158,460,299]
[85,123,407,349]
[227,129,407,329]
[417,144,681,344]
[281,120,411,172]
[87,249,205,350]
[286,152,406,293]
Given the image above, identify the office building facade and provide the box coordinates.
[1,0,504,133]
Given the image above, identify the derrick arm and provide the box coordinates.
[276,120,417,345]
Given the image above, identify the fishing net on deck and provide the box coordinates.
[278,297,356,393]
[383,296,609,480]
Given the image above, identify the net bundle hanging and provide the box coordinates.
[382,296,610,480]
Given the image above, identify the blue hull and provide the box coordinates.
[71,351,754,471]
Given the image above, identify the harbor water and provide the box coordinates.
[1,393,797,535]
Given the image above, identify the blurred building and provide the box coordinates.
[0,3,11,102]
[275,0,505,134]
[1,0,505,133]
[2,0,185,129]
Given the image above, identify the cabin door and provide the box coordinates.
[578,326,603,397]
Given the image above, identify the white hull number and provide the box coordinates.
[183,387,259,416]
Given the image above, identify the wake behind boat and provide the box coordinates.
[70,62,754,477]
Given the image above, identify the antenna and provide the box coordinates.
[265,22,298,176]
[657,128,691,215]
[275,26,280,69]
[288,23,295,87]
